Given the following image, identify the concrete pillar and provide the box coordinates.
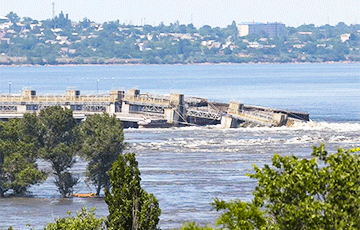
[169,94,185,123]
[66,88,80,100]
[17,105,27,113]
[126,89,140,97]
[273,113,288,126]
[110,90,124,102]
[21,89,36,101]
[221,115,241,128]
[108,103,116,115]
[228,102,244,114]
[122,102,130,113]
[164,108,180,124]
[170,93,184,106]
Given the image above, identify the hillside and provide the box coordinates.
[0,11,359,65]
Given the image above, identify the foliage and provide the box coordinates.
[0,107,129,199]
[79,113,125,196]
[212,198,267,230]
[37,106,79,197]
[250,144,360,229]
[105,153,161,230]
[44,207,106,230]
[6,12,20,23]
[44,152,161,229]
[0,118,46,197]
[2,152,46,195]
[184,144,360,230]
[180,222,214,230]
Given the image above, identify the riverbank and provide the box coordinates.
[0,56,358,67]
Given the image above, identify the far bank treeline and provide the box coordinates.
[0,12,360,65]
[0,106,125,198]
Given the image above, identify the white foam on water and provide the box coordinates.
[127,120,360,154]
[328,135,360,143]
[285,135,323,144]
[125,121,359,134]
[289,120,360,132]
[130,134,359,153]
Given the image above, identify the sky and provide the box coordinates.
[0,0,359,28]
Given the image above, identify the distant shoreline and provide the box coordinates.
[0,60,358,68]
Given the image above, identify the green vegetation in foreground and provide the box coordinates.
[37,106,79,197]
[44,207,106,230]
[0,107,161,229]
[0,116,47,196]
[0,106,125,198]
[79,113,125,196]
[43,144,360,230]
[44,153,161,230]
[105,153,161,230]
[0,11,360,65]
[181,144,360,230]
[2,106,360,229]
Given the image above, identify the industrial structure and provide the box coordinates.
[237,22,286,38]
[0,88,309,128]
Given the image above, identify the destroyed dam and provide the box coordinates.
[0,88,309,128]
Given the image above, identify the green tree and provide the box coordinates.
[80,17,92,29]
[79,113,125,196]
[6,12,20,23]
[105,153,161,230]
[212,199,267,230]
[37,106,79,197]
[0,118,46,197]
[53,11,71,30]
[44,207,106,230]
[184,145,360,230]
[250,144,360,229]
[180,199,267,230]
[46,55,57,65]
[22,17,33,23]
[2,152,45,195]
[181,222,214,230]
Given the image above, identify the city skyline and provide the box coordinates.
[1,0,359,27]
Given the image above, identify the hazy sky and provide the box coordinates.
[1,0,359,27]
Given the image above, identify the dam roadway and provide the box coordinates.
[0,88,309,128]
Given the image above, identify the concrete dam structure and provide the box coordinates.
[0,88,309,128]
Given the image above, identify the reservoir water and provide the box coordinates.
[0,63,359,229]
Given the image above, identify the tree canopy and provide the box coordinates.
[37,106,79,197]
[250,144,360,229]
[182,144,360,230]
[105,153,161,230]
[79,113,125,196]
[0,117,46,197]
[44,207,106,230]
[0,108,129,198]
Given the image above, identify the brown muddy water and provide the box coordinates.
[1,122,359,229]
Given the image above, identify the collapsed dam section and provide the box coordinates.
[0,88,309,128]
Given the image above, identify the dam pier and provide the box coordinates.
[0,88,309,128]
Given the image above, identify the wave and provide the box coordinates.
[125,120,360,133]
[288,120,360,132]
[129,136,360,153]
[126,120,359,154]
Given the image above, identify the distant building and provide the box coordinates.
[340,33,351,42]
[298,32,313,35]
[0,16,8,24]
[237,22,286,38]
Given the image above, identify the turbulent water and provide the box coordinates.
[0,63,359,229]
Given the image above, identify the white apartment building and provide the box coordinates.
[237,22,286,38]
